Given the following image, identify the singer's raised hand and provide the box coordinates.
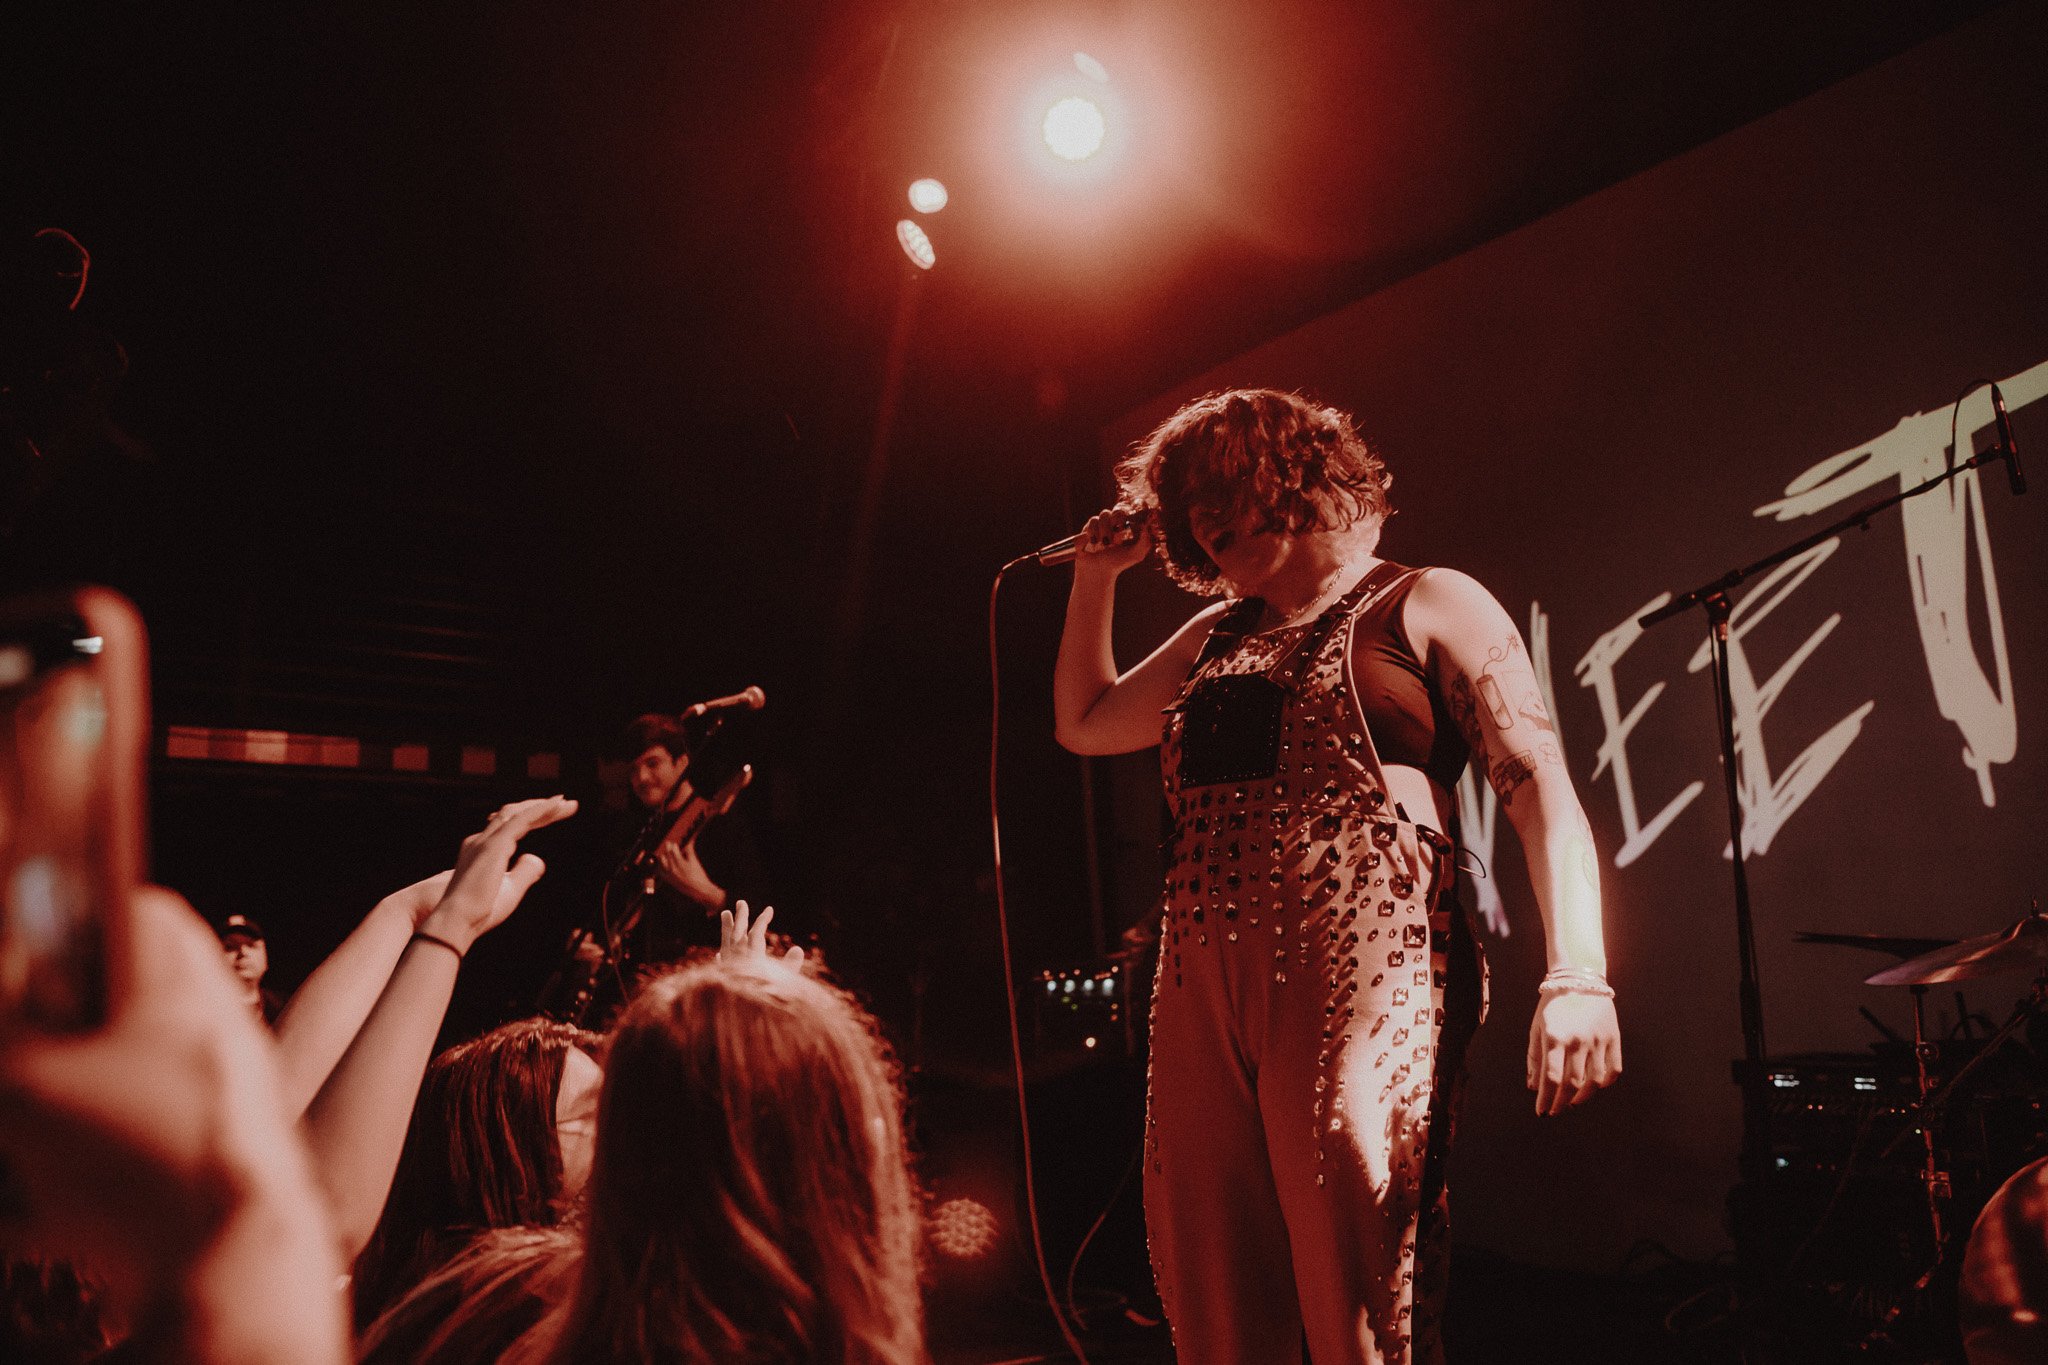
[1075,504,1152,575]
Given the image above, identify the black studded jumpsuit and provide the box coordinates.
[1144,562,1486,1365]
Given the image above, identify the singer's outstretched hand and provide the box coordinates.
[1075,504,1152,575]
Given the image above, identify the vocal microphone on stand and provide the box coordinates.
[1990,383,2027,497]
[683,685,767,721]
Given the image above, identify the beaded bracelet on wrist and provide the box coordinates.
[1538,968,1614,999]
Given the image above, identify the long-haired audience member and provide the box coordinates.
[363,904,925,1365]
[351,1017,602,1328]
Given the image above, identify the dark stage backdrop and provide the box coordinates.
[1092,4,2048,1268]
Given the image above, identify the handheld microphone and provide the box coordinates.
[1034,533,1085,567]
[1032,508,1147,566]
[1991,383,2026,496]
[683,686,766,720]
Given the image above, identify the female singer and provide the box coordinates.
[1053,388,1620,1364]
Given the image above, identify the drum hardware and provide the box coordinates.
[1861,903,2048,1229]
[1878,972,2048,1161]
[1792,929,1968,1258]
[1793,930,1960,962]
[1740,915,2048,1355]
[1850,906,2048,1269]
[1863,902,2048,987]
[1903,981,1953,1254]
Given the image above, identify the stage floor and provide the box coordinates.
[928,1245,1962,1364]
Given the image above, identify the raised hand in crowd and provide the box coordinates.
[302,796,577,1261]
[718,898,805,970]
[269,868,452,1118]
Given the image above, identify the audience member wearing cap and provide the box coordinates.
[216,913,283,1026]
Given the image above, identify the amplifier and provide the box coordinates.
[1751,1050,2048,1179]
[1031,957,1141,1059]
[1756,1052,1920,1176]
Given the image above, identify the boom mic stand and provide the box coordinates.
[1636,385,2024,1292]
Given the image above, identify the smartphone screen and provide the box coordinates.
[0,590,147,1032]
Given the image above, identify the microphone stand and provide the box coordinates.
[1637,425,2022,1270]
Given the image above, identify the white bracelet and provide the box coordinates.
[1538,968,1614,999]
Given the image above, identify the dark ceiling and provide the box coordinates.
[1,0,2008,1001]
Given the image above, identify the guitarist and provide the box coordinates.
[623,713,751,929]
[544,713,757,1023]
[613,710,762,961]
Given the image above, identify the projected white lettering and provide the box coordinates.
[1560,360,2040,870]
[1574,597,1706,869]
[1754,359,2048,806]
[1681,541,1877,859]
[1455,768,1504,934]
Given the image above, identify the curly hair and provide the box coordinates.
[1114,388,1393,595]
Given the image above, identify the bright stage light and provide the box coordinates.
[907,178,949,213]
[1072,51,1108,83]
[895,219,936,270]
[1042,95,1105,161]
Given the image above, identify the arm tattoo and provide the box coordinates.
[1478,674,1513,730]
[1573,810,1601,892]
[1448,674,1490,771]
[1449,633,1566,805]
[1490,750,1539,804]
[1579,843,1602,894]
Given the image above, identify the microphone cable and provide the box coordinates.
[988,552,1092,1364]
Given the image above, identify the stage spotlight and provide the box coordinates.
[929,1197,1001,1261]
[895,219,936,270]
[1042,95,1105,161]
[1073,51,1108,83]
[907,178,949,213]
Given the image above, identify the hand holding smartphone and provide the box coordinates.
[0,586,148,1034]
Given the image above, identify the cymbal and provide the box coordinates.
[1867,914,2048,986]
[1795,929,1958,960]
